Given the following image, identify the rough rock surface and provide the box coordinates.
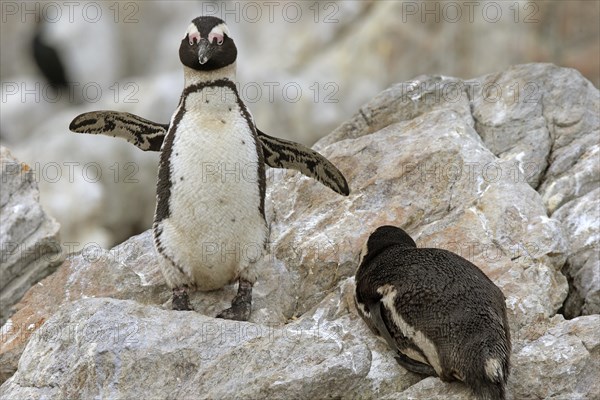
[1,64,599,398]
[554,188,600,317]
[469,64,600,318]
[0,147,62,326]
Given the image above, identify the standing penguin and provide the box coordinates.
[69,16,349,321]
[355,226,510,400]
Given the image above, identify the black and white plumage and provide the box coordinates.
[355,226,511,400]
[69,16,349,321]
[69,112,349,195]
[69,111,168,151]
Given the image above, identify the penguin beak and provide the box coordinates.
[197,39,215,65]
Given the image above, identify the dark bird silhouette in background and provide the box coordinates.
[32,19,69,91]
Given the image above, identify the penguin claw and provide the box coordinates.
[216,278,253,321]
[172,287,193,311]
[215,302,251,321]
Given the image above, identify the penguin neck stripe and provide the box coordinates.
[182,78,238,98]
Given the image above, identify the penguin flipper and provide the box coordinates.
[69,111,168,151]
[368,300,401,351]
[368,301,438,377]
[256,129,350,196]
[394,353,438,377]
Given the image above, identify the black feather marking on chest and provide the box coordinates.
[155,103,185,223]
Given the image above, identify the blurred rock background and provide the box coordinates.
[1,0,599,251]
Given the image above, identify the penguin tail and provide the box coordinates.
[470,380,506,400]
[467,355,508,400]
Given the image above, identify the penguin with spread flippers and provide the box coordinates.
[70,17,349,321]
[355,226,511,400]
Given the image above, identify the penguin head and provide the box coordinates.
[179,16,237,71]
[358,225,417,267]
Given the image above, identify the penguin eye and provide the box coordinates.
[188,32,200,45]
[208,32,224,45]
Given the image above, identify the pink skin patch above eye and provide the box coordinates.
[208,32,224,45]
[188,32,200,45]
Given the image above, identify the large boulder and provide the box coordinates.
[468,64,600,317]
[1,64,598,398]
[0,147,62,326]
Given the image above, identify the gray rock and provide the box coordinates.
[468,64,554,188]
[273,103,569,332]
[315,75,475,148]
[1,64,598,398]
[554,188,600,317]
[389,377,477,399]
[0,229,291,383]
[468,64,599,200]
[315,63,598,323]
[0,297,372,399]
[466,64,600,318]
[294,277,423,398]
[0,146,62,326]
[509,314,600,400]
[537,68,599,214]
[2,284,598,399]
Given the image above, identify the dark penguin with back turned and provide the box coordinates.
[355,226,511,400]
[69,16,349,321]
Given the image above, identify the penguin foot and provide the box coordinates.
[172,286,193,311]
[394,353,438,377]
[216,279,252,321]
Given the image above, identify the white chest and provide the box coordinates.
[156,84,267,289]
[171,88,261,192]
